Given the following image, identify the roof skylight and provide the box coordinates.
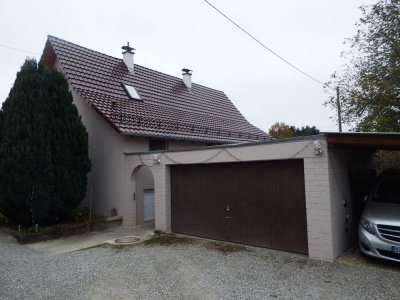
[122,83,141,100]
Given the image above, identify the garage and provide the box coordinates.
[171,159,308,254]
[125,133,400,261]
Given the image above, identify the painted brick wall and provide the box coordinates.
[303,150,334,261]
[153,164,171,232]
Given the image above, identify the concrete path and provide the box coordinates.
[27,221,154,255]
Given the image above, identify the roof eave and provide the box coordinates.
[323,132,400,150]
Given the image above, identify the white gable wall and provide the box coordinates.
[69,87,148,221]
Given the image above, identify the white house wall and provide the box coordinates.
[55,58,207,226]
[328,149,354,259]
[55,60,148,222]
[125,138,345,262]
[70,88,149,219]
[134,166,155,225]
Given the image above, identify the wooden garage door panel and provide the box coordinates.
[171,164,226,240]
[171,159,308,254]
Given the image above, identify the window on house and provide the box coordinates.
[149,138,167,151]
[122,83,141,100]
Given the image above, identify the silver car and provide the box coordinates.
[359,170,400,263]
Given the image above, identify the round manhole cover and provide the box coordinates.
[114,236,140,244]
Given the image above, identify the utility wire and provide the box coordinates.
[0,44,40,56]
[202,0,325,86]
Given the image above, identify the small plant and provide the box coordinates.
[67,207,90,222]
[153,229,165,236]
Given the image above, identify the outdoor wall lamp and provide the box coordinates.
[313,140,323,156]
[152,153,161,164]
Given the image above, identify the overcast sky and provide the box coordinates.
[0,0,375,132]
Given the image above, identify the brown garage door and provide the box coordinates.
[171,159,308,254]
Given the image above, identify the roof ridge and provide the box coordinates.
[47,35,225,94]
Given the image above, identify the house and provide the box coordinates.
[42,36,400,262]
[42,35,270,226]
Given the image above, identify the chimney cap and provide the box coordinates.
[182,68,192,75]
[122,42,135,54]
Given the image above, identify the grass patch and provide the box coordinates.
[143,234,193,246]
[205,241,247,254]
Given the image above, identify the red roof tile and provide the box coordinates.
[43,36,270,143]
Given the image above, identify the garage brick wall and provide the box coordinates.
[153,163,172,233]
[303,154,334,261]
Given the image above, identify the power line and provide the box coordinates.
[201,0,325,86]
[0,44,40,56]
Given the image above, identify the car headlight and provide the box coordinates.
[361,218,375,234]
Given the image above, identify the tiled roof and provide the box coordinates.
[43,36,270,143]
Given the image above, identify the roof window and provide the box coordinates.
[122,83,141,100]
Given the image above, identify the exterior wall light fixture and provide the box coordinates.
[152,153,161,164]
[313,140,323,156]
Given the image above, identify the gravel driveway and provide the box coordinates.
[1,232,400,300]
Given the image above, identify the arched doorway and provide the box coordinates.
[131,165,155,226]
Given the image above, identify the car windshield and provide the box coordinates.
[373,176,400,204]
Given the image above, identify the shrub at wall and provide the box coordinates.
[0,59,91,225]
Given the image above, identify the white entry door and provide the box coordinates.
[144,190,155,221]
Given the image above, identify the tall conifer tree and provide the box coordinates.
[0,59,90,225]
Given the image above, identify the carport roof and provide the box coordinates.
[325,132,400,150]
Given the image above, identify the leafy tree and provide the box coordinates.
[373,150,400,172]
[268,122,320,139]
[325,0,400,132]
[268,122,295,139]
[0,59,91,225]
